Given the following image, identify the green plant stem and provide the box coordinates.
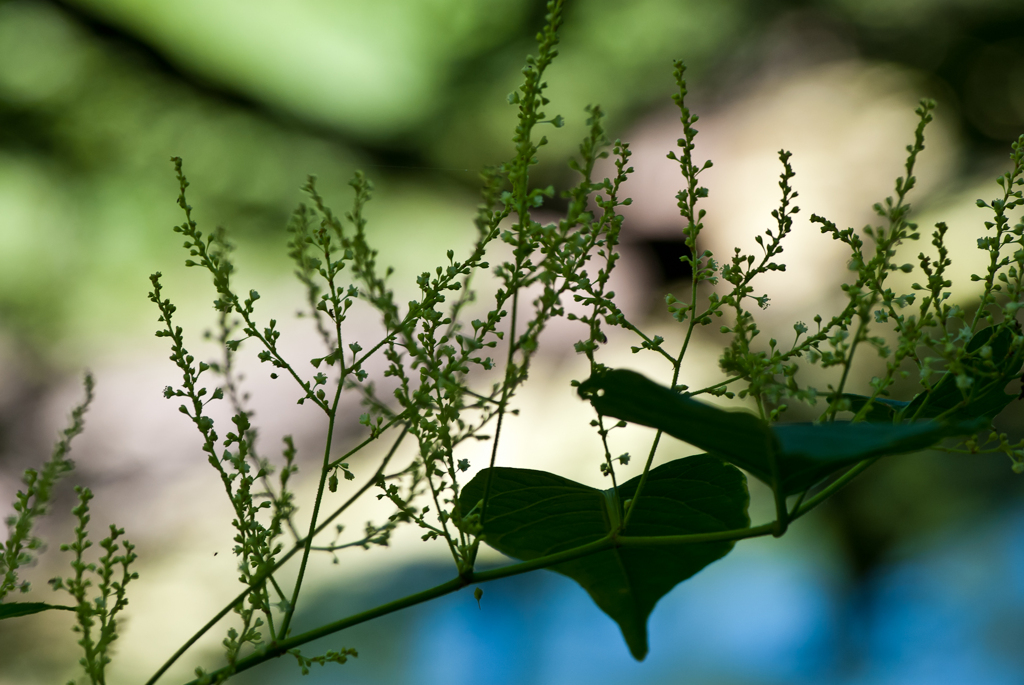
[616,522,775,547]
[180,576,460,685]
[789,487,810,515]
[622,332,691,530]
[767,450,788,537]
[479,284,521,526]
[424,451,462,562]
[179,523,774,685]
[791,457,878,520]
[277,376,347,639]
[145,427,407,685]
[687,376,743,397]
[825,321,867,422]
[181,538,609,684]
[618,319,677,365]
[596,415,621,504]
[621,431,663,531]
[326,414,405,470]
[757,390,789,536]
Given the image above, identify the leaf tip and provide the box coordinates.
[624,628,649,661]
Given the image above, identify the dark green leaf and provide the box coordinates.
[577,367,774,472]
[905,325,1023,421]
[579,368,985,495]
[0,602,75,620]
[460,455,749,660]
[772,419,984,493]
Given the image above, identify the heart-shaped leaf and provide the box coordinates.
[578,368,986,495]
[0,602,75,620]
[460,455,749,660]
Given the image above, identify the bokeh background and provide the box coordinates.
[2,0,1024,683]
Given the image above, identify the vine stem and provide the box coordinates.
[767,450,789,537]
[687,376,743,397]
[144,426,408,685]
[825,321,866,422]
[622,323,692,530]
[178,523,775,685]
[478,284,519,526]
[791,457,878,520]
[277,376,347,639]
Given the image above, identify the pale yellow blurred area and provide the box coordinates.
[615,60,962,330]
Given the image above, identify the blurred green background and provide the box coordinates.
[2,0,1024,683]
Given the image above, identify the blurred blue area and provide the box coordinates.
[239,506,1024,684]
[404,546,837,685]
[852,514,1024,685]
